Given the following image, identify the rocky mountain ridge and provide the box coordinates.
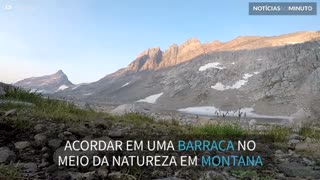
[121,31,320,74]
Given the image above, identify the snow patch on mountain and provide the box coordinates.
[211,80,248,91]
[211,73,255,91]
[57,85,69,91]
[210,82,225,91]
[30,89,47,94]
[230,79,248,89]
[137,92,163,104]
[199,62,226,71]
[243,73,254,80]
[83,93,93,96]
[121,82,130,88]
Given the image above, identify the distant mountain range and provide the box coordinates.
[12,31,320,121]
[14,70,74,94]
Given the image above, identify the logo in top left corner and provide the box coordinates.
[4,4,12,10]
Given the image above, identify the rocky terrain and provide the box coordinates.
[14,70,74,94]
[1,88,320,179]
[51,31,320,124]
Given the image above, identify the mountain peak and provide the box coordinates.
[183,37,201,44]
[169,43,179,48]
[179,38,201,49]
[136,47,161,58]
[14,70,74,94]
[56,70,64,74]
[54,70,68,77]
[127,47,163,72]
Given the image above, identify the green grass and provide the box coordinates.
[0,163,22,179]
[263,126,290,142]
[189,123,246,138]
[230,169,275,180]
[157,118,180,127]
[1,87,98,122]
[231,169,259,179]
[299,126,320,140]
[1,86,43,103]
[107,112,155,126]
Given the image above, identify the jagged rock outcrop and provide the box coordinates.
[120,31,320,74]
[127,47,162,72]
[14,70,74,94]
[171,38,204,65]
[160,43,179,67]
[125,38,206,72]
[160,38,205,67]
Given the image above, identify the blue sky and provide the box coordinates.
[0,0,319,84]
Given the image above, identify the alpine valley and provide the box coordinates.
[14,31,320,123]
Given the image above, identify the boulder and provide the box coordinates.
[14,141,31,150]
[34,124,47,133]
[278,162,320,178]
[48,139,62,149]
[68,171,96,180]
[17,162,38,172]
[288,134,303,140]
[200,171,226,180]
[4,109,17,117]
[34,134,47,146]
[108,129,126,138]
[295,142,320,158]
[96,167,109,178]
[108,172,136,180]
[154,178,184,180]
[0,147,16,163]
[67,125,89,136]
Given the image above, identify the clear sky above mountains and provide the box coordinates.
[0,0,319,84]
